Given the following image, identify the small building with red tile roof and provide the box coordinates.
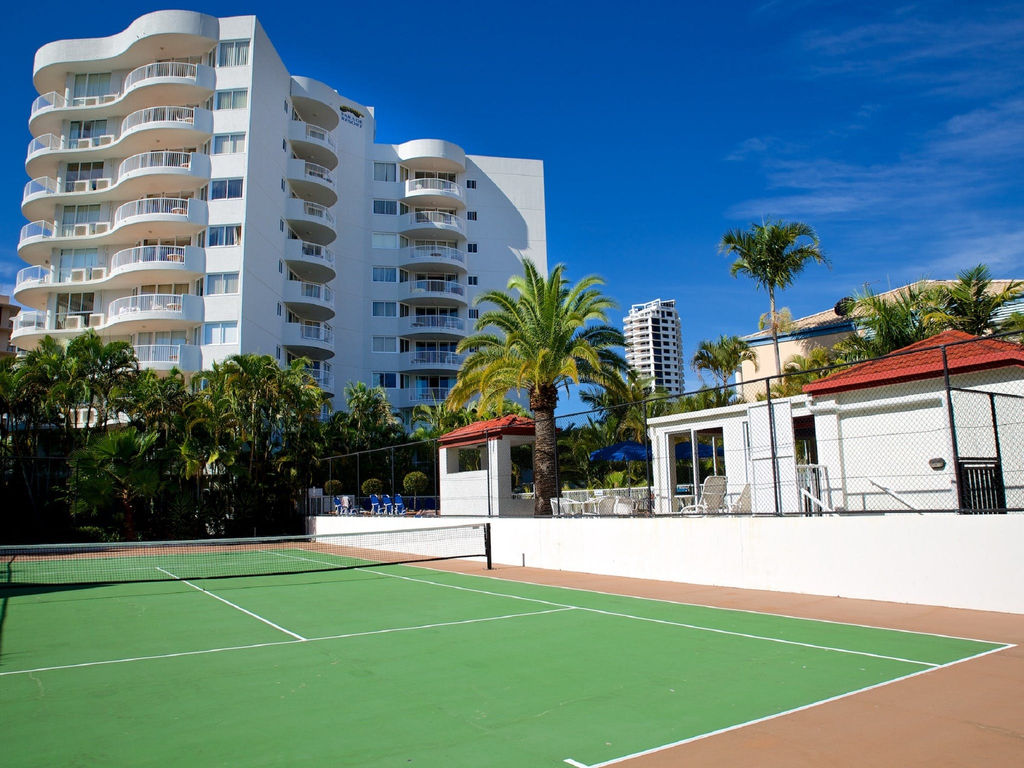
[647,331,1024,516]
[439,415,536,517]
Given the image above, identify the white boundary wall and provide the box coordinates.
[310,515,1024,615]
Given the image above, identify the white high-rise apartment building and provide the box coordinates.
[623,299,684,395]
[13,11,546,418]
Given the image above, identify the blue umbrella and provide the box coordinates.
[589,440,650,462]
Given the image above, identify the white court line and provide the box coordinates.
[155,566,307,641]
[364,569,947,668]
[0,606,571,678]
[562,643,1013,768]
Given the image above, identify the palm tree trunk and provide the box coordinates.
[531,384,559,517]
[769,287,782,376]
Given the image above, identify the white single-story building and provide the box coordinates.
[649,330,1024,515]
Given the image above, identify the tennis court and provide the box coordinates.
[0,525,1013,768]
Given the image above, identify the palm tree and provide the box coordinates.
[835,281,933,361]
[449,259,626,516]
[772,347,835,397]
[720,218,829,374]
[925,264,1024,336]
[690,334,758,390]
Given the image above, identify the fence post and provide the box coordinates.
[942,345,964,513]
[643,399,653,515]
[766,377,781,516]
[390,447,396,499]
[485,429,493,518]
[356,453,361,510]
[552,413,561,505]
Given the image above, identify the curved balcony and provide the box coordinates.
[285,198,336,245]
[287,159,337,207]
[29,63,214,136]
[283,280,335,321]
[405,315,466,339]
[399,210,466,239]
[26,107,213,178]
[407,388,453,405]
[402,178,464,208]
[21,152,210,221]
[282,322,334,361]
[284,239,336,283]
[108,245,205,288]
[307,367,335,396]
[13,266,52,309]
[135,344,202,374]
[406,280,467,307]
[17,221,56,265]
[113,196,207,241]
[401,350,464,373]
[288,121,338,170]
[396,139,466,173]
[10,310,103,349]
[106,293,202,333]
[397,245,467,272]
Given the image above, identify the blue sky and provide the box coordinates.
[2,1,1022,406]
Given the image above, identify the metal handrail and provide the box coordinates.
[114,197,190,223]
[297,200,335,225]
[404,210,465,231]
[30,91,66,115]
[16,266,50,287]
[410,351,463,366]
[124,62,198,90]
[118,150,193,178]
[121,106,195,133]
[27,134,62,157]
[300,122,337,149]
[402,245,465,263]
[109,293,185,316]
[410,388,452,402]
[408,315,466,331]
[292,323,334,344]
[12,311,48,331]
[23,177,59,200]
[405,178,463,197]
[410,280,465,296]
[20,220,56,242]
[297,241,335,264]
[292,281,334,303]
[303,161,334,185]
[111,245,188,270]
[134,344,183,364]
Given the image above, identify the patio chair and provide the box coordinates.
[595,496,618,517]
[680,476,729,515]
[612,497,637,516]
[332,496,342,515]
[369,494,381,515]
[727,484,751,514]
[550,498,581,517]
[394,494,406,515]
[381,494,394,515]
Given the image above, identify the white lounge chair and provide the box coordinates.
[680,476,729,515]
[726,484,751,514]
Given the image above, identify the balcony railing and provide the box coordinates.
[404,178,463,198]
[108,293,184,316]
[410,280,465,297]
[121,106,195,134]
[291,323,334,345]
[118,150,194,177]
[408,316,466,332]
[403,210,465,232]
[402,245,465,264]
[296,121,337,149]
[290,281,334,304]
[27,134,62,157]
[20,220,56,242]
[114,197,191,223]
[124,62,198,91]
[295,241,334,264]
[12,311,48,332]
[308,368,334,389]
[134,345,183,364]
[294,200,335,225]
[302,162,334,186]
[15,265,50,288]
[111,245,188,270]
[23,177,60,201]
[30,91,67,115]
[410,351,463,366]
[410,388,452,403]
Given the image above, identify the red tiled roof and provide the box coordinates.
[803,330,1024,396]
[438,414,535,448]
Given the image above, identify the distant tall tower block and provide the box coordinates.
[623,299,684,395]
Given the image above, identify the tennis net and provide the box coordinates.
[0,524,492,587]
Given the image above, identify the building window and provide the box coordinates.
[466,211,478,221]
[217,40,250,67]
[72,73,112,104]
[469,309,480,319]
[467,243,478,253]
[465,179,477,189]
[372,267,397,283]
[372,233,402,249]
[214,89,248,110]
[212,133,246,154]
[206,273,240,295]
[277,303,283,316]
[468,276,479,286]
[373,372,398,388]
[373,200,398,215]
[207,225,242,247]
[210,179,244,200]
[372,336,398,353]
[372,301,397,317]
[276,345,282,361]
[373,162,397,182]
[203,321,238,345]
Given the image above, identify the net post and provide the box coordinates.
[484,523,493,570]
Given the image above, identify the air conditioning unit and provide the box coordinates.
[94,135,114,147]
[75,137,93,149]
[90,267,106,281]
[63,315,82,330]
[88,313,104,327]
[94,178,111,190]
[73,224,90,237]
[70,268,87,282]
[93,222,110,234]
[73,180,90,193]
[82,96,99,107]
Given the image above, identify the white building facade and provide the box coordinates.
[13,11,547,418]
[623,299,684,395]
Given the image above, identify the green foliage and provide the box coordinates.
[403,471,429,497]
[690,335,757,389]
[361,478,384,496]
[323,479,343,496]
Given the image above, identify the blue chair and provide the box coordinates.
[369,494,381,515]
[381,494,394,515]
[332,496,342,515]
[394,494,406,516]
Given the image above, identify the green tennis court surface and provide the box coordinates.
[0,553,1010,768]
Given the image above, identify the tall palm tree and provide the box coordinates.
[449,259,626,516]
[772,347,835,397]
[835,281,933,361]
[690,334,757,390]
[720,218,828,374]
[925,264,1024,336]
